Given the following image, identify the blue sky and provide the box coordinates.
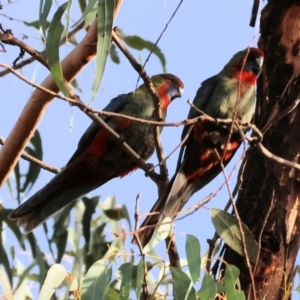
[2,0,296,298]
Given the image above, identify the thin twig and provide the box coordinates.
[0,135,60,174]
[141,0,184,73]
[253,192,274,276]
[256,142,300,171]
[217,150,257,300]
[133,193,149,299]
[0,20,86,77]
[149,125,193,172]
[0,24,49,69]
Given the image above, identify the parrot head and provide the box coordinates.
[227,47,264,85]
[149,73,184,111]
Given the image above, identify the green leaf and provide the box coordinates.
[109,44,120,64]
[71,78,82,93]
[82,196,100,246]
[143,217,171,253]
[72,0,97,28]
[186,234,201,283]
[119,262,133,300]
[210,209,261,265]
[91,0,115,101]
[224,264,245,300]
[26,232,48,285]
[107,287,120,300]
[25,20,50,31]
[21,130,43,194]
[198,273,224,300]
[171,267,195,300]
[86,223,110,269]
[119,30,167,72]
[39,0,53,38]
[0,237,12,286]
[135,259,144,297]
[46,2,69,96]
[13,260,38,293]
[81,260,112,300]
[39,264,69,300]
[78,0,87,13]
[0,205,25,250]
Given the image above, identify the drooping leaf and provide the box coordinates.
[197,273,224,300]
[170,267,196,300]
[39,264,70,300]
[211,209,261,265]
[119,30,167,72]
[71,78,82,93]
[91,0,115,101]
[26,232,48,285]
[81,260,112,300]
[21,130,43,194]
[186,234,201,283]
[86,222,110,270]
[134,259,144,297]
[143,217,171,253]
[109,43,120,64]
[39,0,53,38]
[224,264,245,300]
[107,287,120,300]
[119,262,133,300]
[25,20,51,31]
[72,0,97,28]
[13,260,38,293]
[46,2,69,96]
[78,0,87,13]
[0,205,25,250]
[82,196,100,246]
[0,222,12,286]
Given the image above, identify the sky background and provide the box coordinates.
[1,0,299,298]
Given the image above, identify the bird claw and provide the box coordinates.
[117,134,125,144]
[145,163,154,176]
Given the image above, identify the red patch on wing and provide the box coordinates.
[185,139,240,184]
[193,122,207,143]
[87,129,109,157]
[119,119,131,128]
[120,166,138,178]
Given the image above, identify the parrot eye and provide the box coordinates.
[171,78,178,84]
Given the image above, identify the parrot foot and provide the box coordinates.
[145,163,155,175]
[116,134,126,144]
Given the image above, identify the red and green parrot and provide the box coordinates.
[9,73,184,232]
[135,48,264,247]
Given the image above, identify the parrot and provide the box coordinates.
[134,48,264,247]
[9,73,184,232]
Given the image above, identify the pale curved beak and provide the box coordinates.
[178,87,184,97]
[256,56,264,68]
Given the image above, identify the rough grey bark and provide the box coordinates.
[221,1,300,299]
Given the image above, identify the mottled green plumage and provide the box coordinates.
[9,73,184,232]
[135,48,264,248]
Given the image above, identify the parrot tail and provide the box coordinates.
[9,170,93,232]
[132,172,189,247]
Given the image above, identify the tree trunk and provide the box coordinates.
[221,1,300,299]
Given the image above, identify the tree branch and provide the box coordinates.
[0,1,123,188]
